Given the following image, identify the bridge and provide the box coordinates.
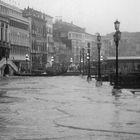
[0,58,18,74]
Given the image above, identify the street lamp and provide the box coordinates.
[112,20,121,94]
[96,33,102,86]
[70,57,73,63]
[25,54,29,73]
[69,57,73,72]
[79,49,82,74]
[82,48,85,75]
[51,56,54,66]
[87,42,91,80]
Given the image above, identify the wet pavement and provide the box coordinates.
[0,76,140,140]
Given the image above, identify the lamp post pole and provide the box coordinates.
[96,33,102,86]
[25,54,29,73]
[82,48,85,75]
[87,42,91,80]
[80,49,82,74]
[98,45,101,79]
[69,57,73,72]
[115,35,119,89]
[112,20,121,94]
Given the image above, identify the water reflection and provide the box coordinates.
[111,96,123,131]
[0,76,140,139]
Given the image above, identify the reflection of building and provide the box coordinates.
[23,7,48,73]
[0,1,30,75]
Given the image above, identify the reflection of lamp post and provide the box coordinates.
[25,54,29,73]
[87,43,91,80]
[112,20,121,94]
[96,33,102,86]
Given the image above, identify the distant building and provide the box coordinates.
[23,7,48,73]
[0,1,30,75]
[104,32,140,58]
[53,20,96,64]
[84,33,96,61]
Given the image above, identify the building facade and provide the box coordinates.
[54,39,67,64]
[0,1,30,76]
[53,20,93,65]
[23,7,48,73]
[0,14,10,76]
[103,32,140,58]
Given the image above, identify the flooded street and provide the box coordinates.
[0,76,140,140]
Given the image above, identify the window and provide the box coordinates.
[10,20,29,30]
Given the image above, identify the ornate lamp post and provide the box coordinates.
[82,48,85,75]
[96,33,102,86]
[81,58,83,74]
[79,49,82,74]
[87,42,91,80]
[112,20,121,94]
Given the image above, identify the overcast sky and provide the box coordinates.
[7,0,140,35]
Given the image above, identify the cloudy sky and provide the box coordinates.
[6,0,140,35]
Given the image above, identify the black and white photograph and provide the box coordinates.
[0,0,140,139]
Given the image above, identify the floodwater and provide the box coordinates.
[0,76,140,140]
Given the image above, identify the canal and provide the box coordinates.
[0,76,140,140]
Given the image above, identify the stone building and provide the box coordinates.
[0,1,30,76]
[23,7,48,73]
[53,20,96,65]
[103,32,140,58]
